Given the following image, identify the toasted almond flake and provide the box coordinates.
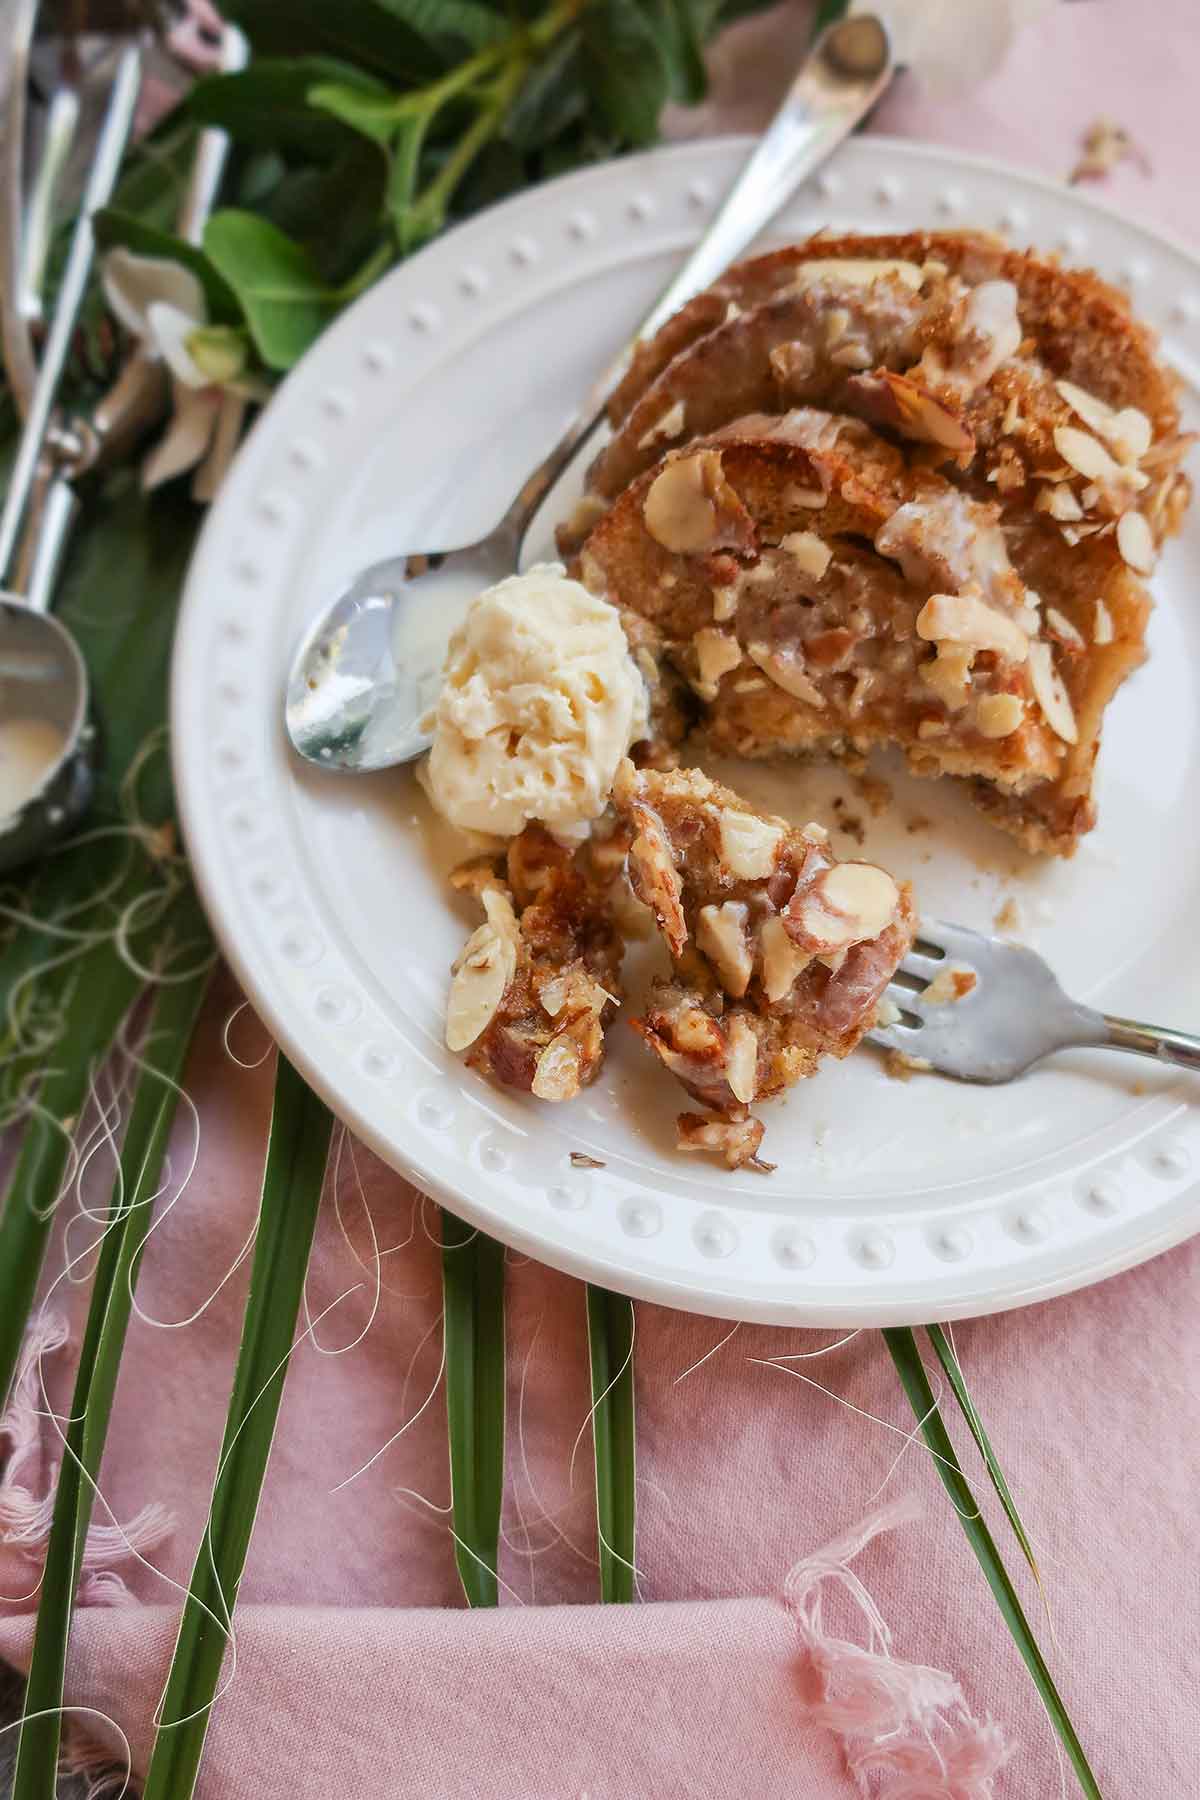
[791,257,924,292]
[1093,599,1114,644]
[562,493,608,543]
[1116,509,1155,573]
[793,861,898,950]
[875,996,902,1027]
[1036,482,1084,522]
[759,914,812,1003]
[1056,379,1152,465]
[732,677,768,693]
[1044,606,1085,649]
[719,809,784,880]
[916,592,1029,662]
[531,1033,583,1101]
[920,643,974,711]
[637,398,687,451]
[823,306,851,347]
[917,718,948,739]
[746,641,826,708]
[725,1014,759,1105]
[1027,640,1077,743]
[779,530,832,579]
[1001,395,1022,434]
[975,692,1025,738]
[801,821,830,844]
[830,342,873,369]
[445,898,519,1052]
[712,581,739,622]
[1054,424,1150,494]
[693,627,743,697]
[697,901,753,996]
[783,482,828,510]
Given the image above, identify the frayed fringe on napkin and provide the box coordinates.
[786,1497,1014,1798]
[0,1310,175,1606]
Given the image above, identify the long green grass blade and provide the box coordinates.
[882,1327,1101,1799]
[441,1213,505,1607]
[925,1322,1042,1588]
[141,1055,332,1800]
[11,928,212,1799]
[585,1286,636,1603]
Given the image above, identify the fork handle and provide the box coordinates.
[1094,1013,1200,1073]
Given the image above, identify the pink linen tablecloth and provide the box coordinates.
[3,4,1200,1795]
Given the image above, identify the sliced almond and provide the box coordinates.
[697,901,753,997]
[790,861,899,951]
[1035,483,1084,522]
[1044,606,1085,649]
[769,339,817,388]
[1093,599,1114,644]
[779,530,832,579]
[1054,424,1150,493]
[693,627,743,698]
[637,398,686,451]
[823,305,851,348]
[712,580,739,622]
[561,492,608,544]
[789,257,923,292]
[830,341,873,370]
[916,592,1029,662]
[746,641,826,708]
[975,692,1025,738]
[445,898,519,1052]
[643,449,753,554]
[848,368,975,454]
[759,914,812,1003]
[783,482,827,510]
[920,643,974,711]
[724,1013,758,1105]
[718,809,784,880]
[1026,640,1077,744]
[627,812,687,956]
[532,1033,583,1101]
[1116,509,1155,573]
[1055,379,1152,465]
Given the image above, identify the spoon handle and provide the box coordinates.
[0,47,142,597]
[497,12,894,545]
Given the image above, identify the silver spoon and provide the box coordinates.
[0,47,142,873]
[285,12,894,773]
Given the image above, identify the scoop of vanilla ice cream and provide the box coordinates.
[424,563,648,839]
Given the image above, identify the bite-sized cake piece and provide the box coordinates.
[583,416,1149,855]
[612,761,916,1169]
[445,826,624,1101]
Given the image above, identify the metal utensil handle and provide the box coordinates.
[0,46,142,599]
[1098,1013,1200,1073]
[497,12,893,540]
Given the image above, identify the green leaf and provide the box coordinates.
[386,113,441,250]
[216,0,451,83]
[262,143,388,287]
[308,79,409,147]
[10,941,212,1797]
[374,0,508,54]
[646,0,710,104]
[92,209,241,322]
[204,212,337,371]
[581,0,672,148]
[441,1212,505,1607]
[502,30,586,150]
[883,1328,1102,1800]
[925,1323,1043,1589]
[184,58,391,156]
[142,1056,333,1800]
[585,1286,636,1603]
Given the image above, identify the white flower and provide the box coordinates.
[875,0,1054,93]
[101,248,261,501]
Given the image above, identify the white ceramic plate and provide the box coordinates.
[171,135,1200,1325]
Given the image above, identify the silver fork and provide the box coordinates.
[867,920,1200,1083]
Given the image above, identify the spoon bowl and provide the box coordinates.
[284,539,517,771]
[0,595,95,871]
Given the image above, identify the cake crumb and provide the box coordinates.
[854,773,892,817]
[1130,1080,1147,1097]
[831,796,866,845]
[1069,116,1150,186]
[569,1152,606,1169]
[885,1048,933,1082]
[923,965,978,1005]
[994,897,1021,934]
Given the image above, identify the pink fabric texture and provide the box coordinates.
[3,5,1200,1794]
